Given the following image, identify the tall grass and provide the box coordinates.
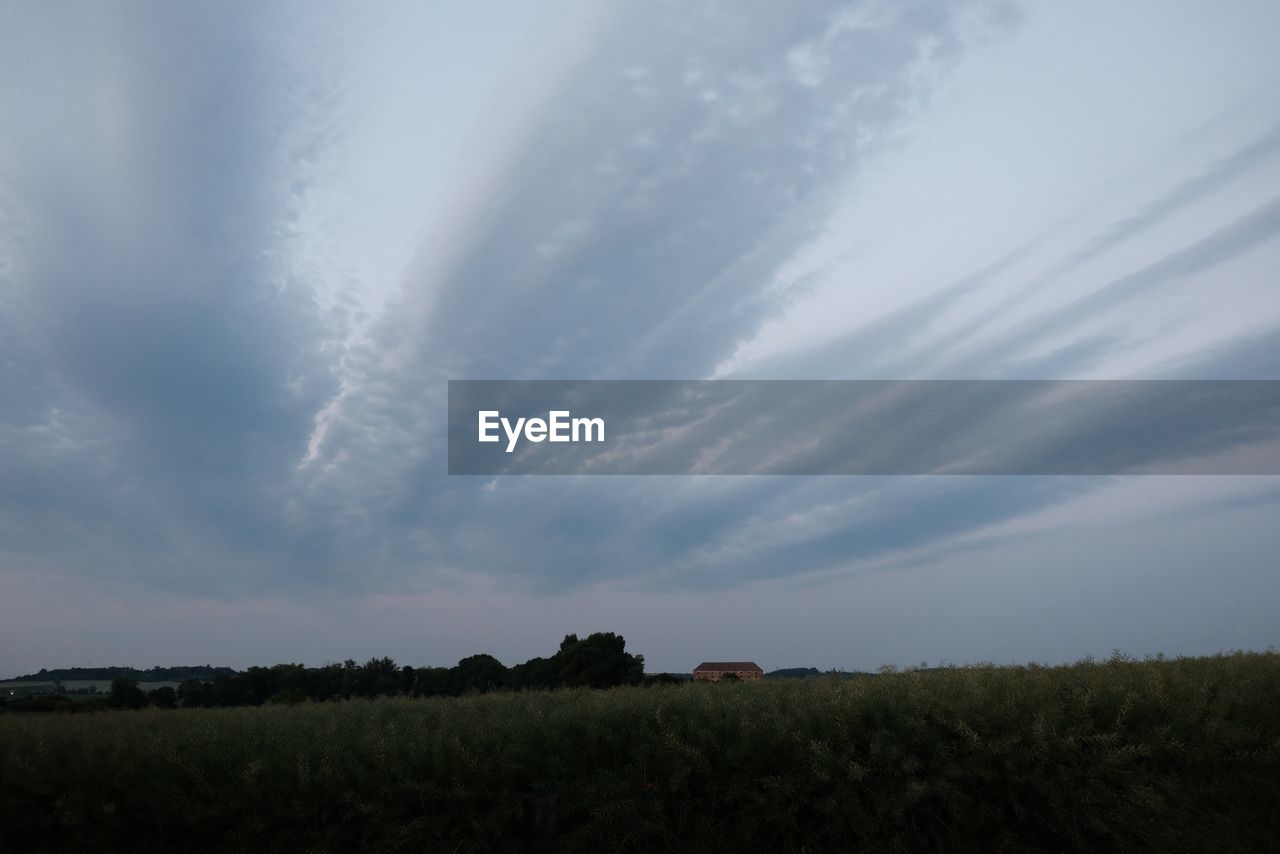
[2,652,1278,852]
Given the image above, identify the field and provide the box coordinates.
[2,652,1278,853]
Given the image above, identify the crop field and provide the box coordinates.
[2,652,1278,853]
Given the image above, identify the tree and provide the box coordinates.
[398,665,417,696]
[554,632,644,689]
[357,657,400,697]
[452,654,507,694]
[411,666,452,697]
[107,679,148,710]
[266,689,307,706]
[177,678,208,708]
[506,656,558,691]
[207,673,251,707]
[147,686,178,709]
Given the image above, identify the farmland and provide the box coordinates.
[2,651,1278,852]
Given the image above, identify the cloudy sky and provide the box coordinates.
[2,0,1278,676]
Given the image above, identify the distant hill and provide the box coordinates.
[766,667,875,679]
[9,666,237,683]
[767,667,822,679]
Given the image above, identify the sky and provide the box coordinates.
[1,0,1278,676]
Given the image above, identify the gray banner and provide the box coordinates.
[447,380,1280,475]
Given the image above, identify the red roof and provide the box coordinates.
[693,661,762,672]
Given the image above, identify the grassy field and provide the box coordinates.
[2,652,1277,852]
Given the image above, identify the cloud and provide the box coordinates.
[284,0,1032,589]
[743,124,1280,381]
[943,194,1280,378]
[1,0,1278,640]
[0,4,340,587]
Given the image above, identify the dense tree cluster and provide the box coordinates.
[167,632,646,708]
[106,679,149,709]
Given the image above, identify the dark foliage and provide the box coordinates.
[766,667,822,678]
[1,652,1277,853]
[9,665,236,683]
[146,686,178,709]
[164,632,645,708]
[106,679,148,710]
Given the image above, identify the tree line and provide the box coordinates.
[105,632,659,709]
[12,665,235,683]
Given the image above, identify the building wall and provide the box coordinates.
[693,669,763,682]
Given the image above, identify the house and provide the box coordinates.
[692,661,763,682]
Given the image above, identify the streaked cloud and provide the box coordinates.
[1,0,1278,674]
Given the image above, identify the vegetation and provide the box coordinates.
[8,665,236,683]
[767,666,824,678]
[1,651,1277,852]
[172,631,645,708]
[3,632,646,713]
